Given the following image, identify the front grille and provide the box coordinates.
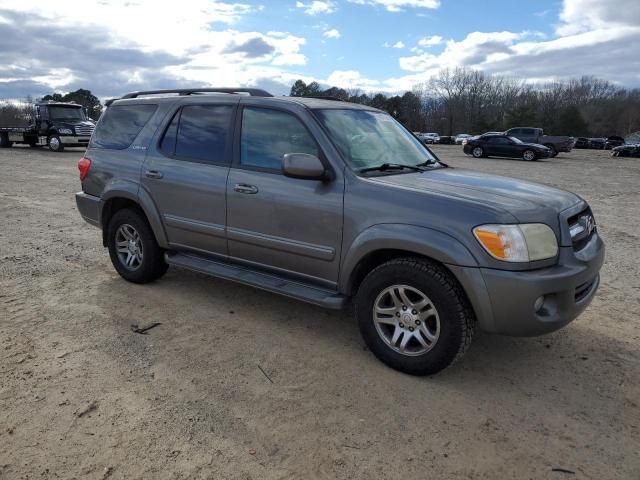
[567,207,596,251]
[75,125,95,136]
[575,276,596,302]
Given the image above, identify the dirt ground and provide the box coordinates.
[0,144,638,480]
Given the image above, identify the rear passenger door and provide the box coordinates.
[225,104,344,286]
[141,99,237,256]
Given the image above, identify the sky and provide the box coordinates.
[0,0,639,99]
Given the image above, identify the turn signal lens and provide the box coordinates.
[473,225,528,262]
[473,224,558,263]
[78,157,91,181]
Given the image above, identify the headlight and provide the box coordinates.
[58,128,73,135]
[473,224,558,262]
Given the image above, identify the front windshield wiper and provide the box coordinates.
[415,160,443,168]
[358,163,429,174]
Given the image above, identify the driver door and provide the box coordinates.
[225,105,344,287]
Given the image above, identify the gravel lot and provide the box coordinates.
[1,145,638,479]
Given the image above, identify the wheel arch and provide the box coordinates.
[101,188,168,248]
[339,224,479,296]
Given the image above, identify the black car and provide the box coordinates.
[438,135,455,145]
[588,138,606,149]
[463,134,552,161]
[605,136,625,149]
[611,143,640,158]
[574,137,590,149]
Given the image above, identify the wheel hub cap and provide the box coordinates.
[372,284,440,357]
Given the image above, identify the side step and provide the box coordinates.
[165,252,347,310]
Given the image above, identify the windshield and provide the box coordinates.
[508,136,523,144]
[48,106,86,121]
[314,109,438,171]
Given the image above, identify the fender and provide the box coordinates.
[339,223,480,294]
[101,180,169,248]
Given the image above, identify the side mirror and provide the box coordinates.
[282,153,328,180]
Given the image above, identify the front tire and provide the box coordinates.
[544,144,557,157]
[106,208,168,284]
[355,258,475,376]
[47,134,64,152]
[523,149,537,161]
[472,146,484,158]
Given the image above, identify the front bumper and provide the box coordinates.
[75,191,102,228]
[450,232,604,336]
[61,135,91,146]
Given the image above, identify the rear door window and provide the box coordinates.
[160,105,233,164]
[91,104,157,149]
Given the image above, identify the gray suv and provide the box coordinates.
[76,88,604,375]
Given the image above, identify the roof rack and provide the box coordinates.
[105,88,273,106]
[301,95,347,102]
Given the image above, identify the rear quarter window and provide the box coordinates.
[90,104,157,149]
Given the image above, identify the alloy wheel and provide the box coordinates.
[372,284,440,356]
[115,223,143,270]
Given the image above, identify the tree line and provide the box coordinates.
[290,69,640,138]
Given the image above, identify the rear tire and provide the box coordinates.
[0,133,13,148]
[523,149,537,161]
[472,146,484,158]
[106,208,168,284]
[47,134,64,152]
[355,258,475,376]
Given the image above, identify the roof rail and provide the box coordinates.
[105,88,273,106]
[301,95,347,102]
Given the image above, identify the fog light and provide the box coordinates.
[534,296,545,312]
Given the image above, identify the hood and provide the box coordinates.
[521,142,549,149]
[367,167,581,220]
[55,120,95,127]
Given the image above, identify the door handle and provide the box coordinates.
[145,170,163,179]
[234,183,258,194]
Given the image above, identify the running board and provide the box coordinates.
[165,252,347,310]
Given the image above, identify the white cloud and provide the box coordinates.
[1,0,639,101]
[348,0,439,12]
[0,2,308,97]
[327,69,381,89]
[557,0,640,35]
[323,28,341,39]
[418,35,443,46]
[295,1,336,15]
[0,0,259,56]
[271,53,307,65]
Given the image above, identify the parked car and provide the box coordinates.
[604,136,625,149]
[574,137,590,149]
[504,127,573,157]
[438,135,455,145]
[588,138,606,149]
[463,134,552,161]
[76,87,604,376]
[0,101,95,151]
[455,134,472,145]
[421,132,440,144]
[611,143,640,157]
